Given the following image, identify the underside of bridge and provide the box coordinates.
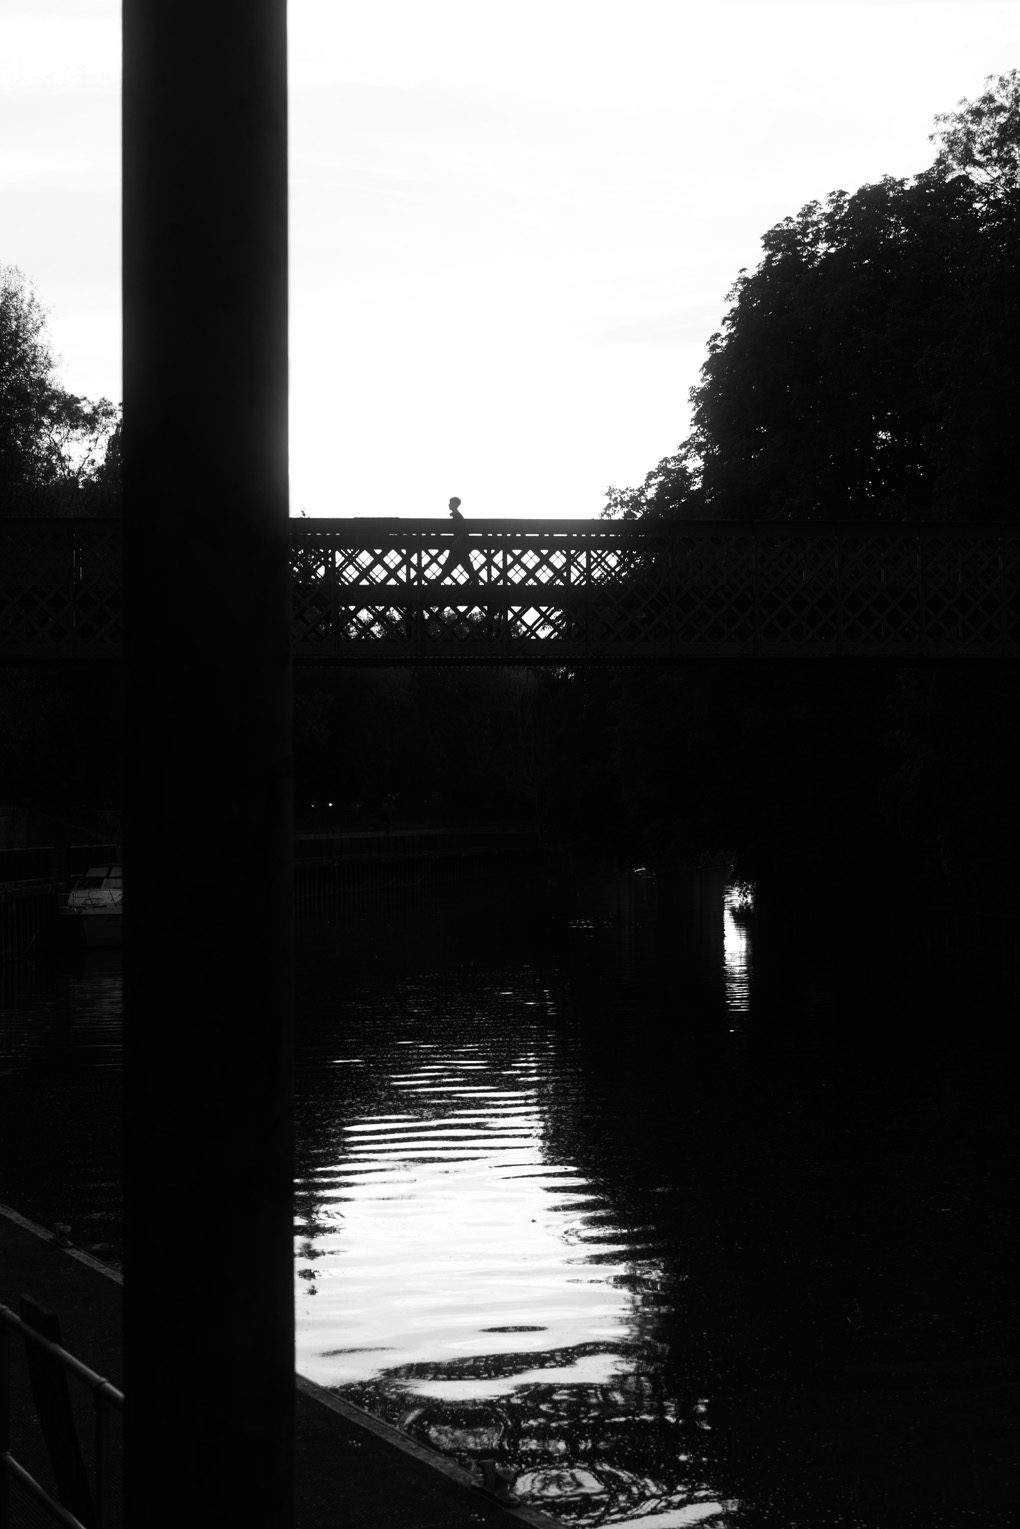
[3,516,1020,665]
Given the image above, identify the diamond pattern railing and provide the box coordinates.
[0,519,124,663]
[290,518,1020,664]
[4,517,1020,664]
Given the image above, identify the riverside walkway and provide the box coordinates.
[0,1205,558,1529]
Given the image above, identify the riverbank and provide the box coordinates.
[0,1203,559,1529]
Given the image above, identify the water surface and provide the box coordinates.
[1,869,1013,1525]
[294,869,1016,1525]
[0,948,123,1261]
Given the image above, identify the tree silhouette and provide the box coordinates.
[0,264,119,515]
[606,72,1020,524]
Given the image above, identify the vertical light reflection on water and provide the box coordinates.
[295,953,735,1526]
[722,885,752,1017]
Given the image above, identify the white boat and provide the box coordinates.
[57,864,123,948]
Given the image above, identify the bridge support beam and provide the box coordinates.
[122,4,293,1524]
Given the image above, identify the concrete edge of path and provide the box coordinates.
[0,1201,563,1529]
[0,1199,125,1284]
[294,1375,564,1529]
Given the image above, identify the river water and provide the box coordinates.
[1,865,1015,1525]
[293,866,1017,1525]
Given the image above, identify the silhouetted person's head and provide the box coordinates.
[449,496,462,515]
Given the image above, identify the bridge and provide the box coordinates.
[3,516,1019,664]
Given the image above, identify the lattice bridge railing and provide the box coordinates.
[3,517,1020,663]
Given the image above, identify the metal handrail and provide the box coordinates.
[0,1303,123,1529]
[6,516,1020,662]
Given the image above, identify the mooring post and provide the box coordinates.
[122,4,293,1524]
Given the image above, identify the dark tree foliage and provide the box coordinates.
[532,667,629,851]
[293,666,537,829]
[0,668,123,824]
[0,270,121,829]
[0,264,120,515]
[607,72,1020,524]
[527,661,895,889]
[883,666,1020,903]
[588,77,1020,909]
[929,69,1020,211]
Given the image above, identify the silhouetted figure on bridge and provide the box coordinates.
[440,495,475,579]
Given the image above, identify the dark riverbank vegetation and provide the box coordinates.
[589,71,1020,913]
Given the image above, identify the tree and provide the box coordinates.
[929,68,1020,212]
[0,264,119,514]
[607,73,1020,524]
[590,77,1020,907]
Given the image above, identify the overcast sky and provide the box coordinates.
[2,1,1019,518]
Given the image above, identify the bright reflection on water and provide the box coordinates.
[1,870,999,1523]
[722,886,752,1016]
[298,1025,650,1387]
[295,872,745,1526]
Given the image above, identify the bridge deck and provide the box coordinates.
[3,517,1020,663]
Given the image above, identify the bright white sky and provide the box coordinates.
[2,1,1019,517]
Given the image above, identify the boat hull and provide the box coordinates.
[57,911,123,949]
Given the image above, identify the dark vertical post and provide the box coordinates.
[122,5,292,1525]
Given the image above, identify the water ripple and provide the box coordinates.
[294,953,721,1525]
